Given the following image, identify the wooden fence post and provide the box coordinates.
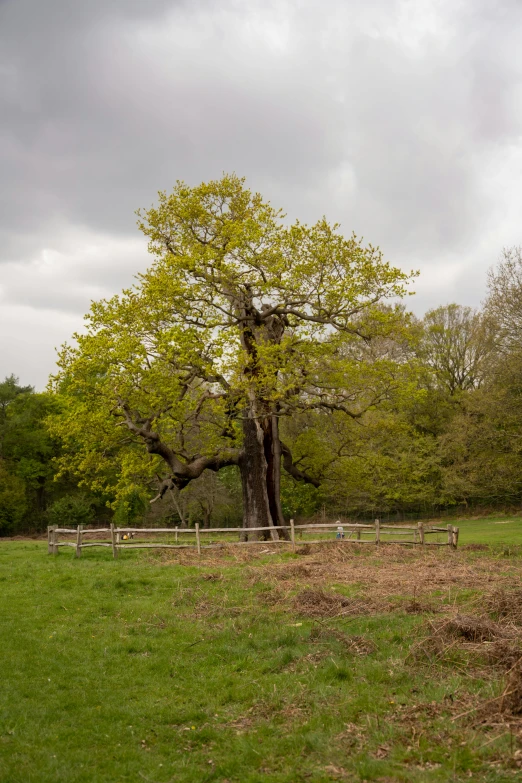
[418,521,425,546]
[52,525,58,555]
[195,523,201,555]
[47,526,52,554]
[110,524,118,559]
[357,529,361,541]
[175,526,178,543]
[447,524,453,548]
[375,519,380,545]
[75,524,83,558]
[451,525,459,549]
[290,519,296,553]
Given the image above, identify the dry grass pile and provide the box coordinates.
[443,614,509,642]
[482,639,522,670]
[411,612,522,689]
[403,594,441,614]
[154,542,288,568]
[470,660,522,726]
[293,588,382,619]
[412,613,515,660]
[485,588,522,625]
[462,543,489,551]
[271,563,312,580]
[503,662,522,716]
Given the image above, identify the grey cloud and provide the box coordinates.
[0,0,521,388]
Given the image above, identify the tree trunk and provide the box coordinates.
[202,506,211,529]
[263,414,289,539]
[239,411,278,540]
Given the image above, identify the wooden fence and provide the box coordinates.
[47,520,459,558]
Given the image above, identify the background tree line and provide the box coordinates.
[3,246,521,535]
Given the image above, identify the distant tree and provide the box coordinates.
[47,494,96,529]
[51,174,415,538]
[3,392,61,518]
[0,375,33,421]
[437,347,522,507]
[419,304,495,396]
[0,459,27,535]
[0,375,33,456]
[0,375,108,534]
[486,246,522,349]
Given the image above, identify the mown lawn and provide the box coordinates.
[1,518,522,782]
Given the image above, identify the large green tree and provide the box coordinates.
[51,174,414,537]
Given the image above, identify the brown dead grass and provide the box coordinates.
[411,613,520,666]
[411,610,522,724]
[503,663,522,716]
[157,543,522,626]
[485,589,522,625]
[293,587,385,619]
[309,625,376,656]
[239,544,520,600]
[440,614,511,643]
[223,694,312,732]
[157,542,522,742]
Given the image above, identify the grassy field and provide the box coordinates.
[1,517,522,782]
[450,516,522,546]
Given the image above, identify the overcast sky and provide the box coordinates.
[1,0,521,389]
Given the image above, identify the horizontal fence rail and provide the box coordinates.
[47,519,460,558]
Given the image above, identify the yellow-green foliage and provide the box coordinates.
[49,174,416,509]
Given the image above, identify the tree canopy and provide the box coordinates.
[50,174,416,537]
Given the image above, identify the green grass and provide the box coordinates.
[450,515,522,546]
[1,520,522,782]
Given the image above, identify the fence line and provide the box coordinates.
[47,519,459,558]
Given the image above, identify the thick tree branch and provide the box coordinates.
[280,442,321,488]
[150,450,241,502]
